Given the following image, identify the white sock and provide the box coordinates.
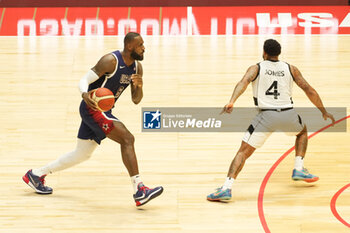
[32,139,98,177]
[222,177,234,190]
[294,156,304,171]
[131,175,142,194]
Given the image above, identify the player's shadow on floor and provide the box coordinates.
[290,183,318,188]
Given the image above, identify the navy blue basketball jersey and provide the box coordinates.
[88,50,137,102]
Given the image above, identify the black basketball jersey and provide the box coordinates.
[88,50,137,101]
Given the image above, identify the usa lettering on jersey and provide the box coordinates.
[120,74,131,84]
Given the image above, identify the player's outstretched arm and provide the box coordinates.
[221,64,259,114]
[130,61,143,104]
[291,65,335,124]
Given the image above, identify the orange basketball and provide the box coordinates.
[90,88,115,112]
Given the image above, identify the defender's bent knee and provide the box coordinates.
[297,125,307,137]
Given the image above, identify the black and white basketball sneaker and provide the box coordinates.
[22,169,53,194]
[133,183,163,207]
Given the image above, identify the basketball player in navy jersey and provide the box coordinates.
[207,39,335,201]
[23,32,163,207]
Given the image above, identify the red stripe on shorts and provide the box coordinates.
[87,107,115,135]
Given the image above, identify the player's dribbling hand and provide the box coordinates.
[220,103,234,114]
[323,112,335,125]
[82,89,98,111]
[131,74,143,88]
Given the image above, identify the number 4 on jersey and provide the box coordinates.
[265,81,280,99]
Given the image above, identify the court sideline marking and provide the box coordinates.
[330,183,350,228]
[258,115,350,233]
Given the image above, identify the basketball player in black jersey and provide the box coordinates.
[23,32,163,207]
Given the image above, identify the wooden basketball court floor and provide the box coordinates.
[0,35,349,233]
